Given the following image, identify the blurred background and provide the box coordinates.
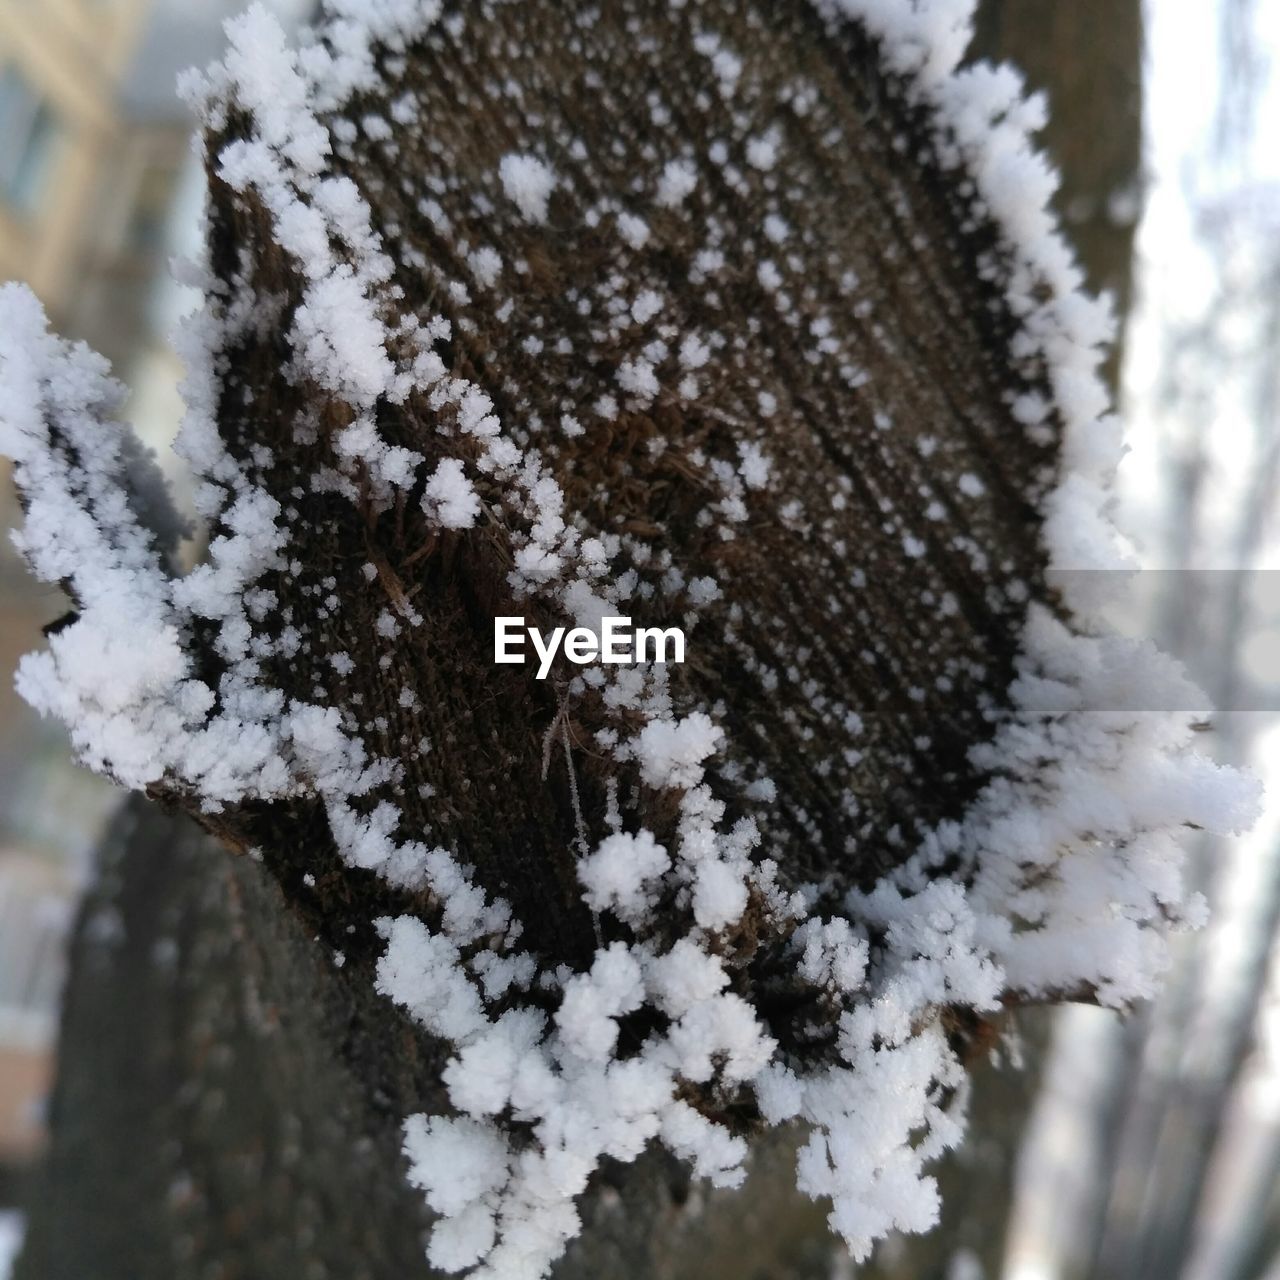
[0,1,1276,1277]
[0,0,308,1269]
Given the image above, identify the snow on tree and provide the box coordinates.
[0,1,1260,1277]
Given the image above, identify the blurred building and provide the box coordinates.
[0,0,187,370]
[0,0,307,1192]
[0,0,188,1176]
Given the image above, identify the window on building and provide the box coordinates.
[0,64,63,217]
[126,164,178,255]
[0,867,72,1049]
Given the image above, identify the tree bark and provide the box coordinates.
[970,0,1143,388]
[17,798,433,1280]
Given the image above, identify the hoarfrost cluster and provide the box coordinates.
[0,1,1259,1278]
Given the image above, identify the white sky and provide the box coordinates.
[1119,0,1280,569]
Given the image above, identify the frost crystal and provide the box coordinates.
[498,153,557,225]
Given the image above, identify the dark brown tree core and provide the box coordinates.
[182,0,1055,994]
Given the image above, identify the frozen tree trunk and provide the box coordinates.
[7,2,1179,1279]
[16,798,435,1280]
